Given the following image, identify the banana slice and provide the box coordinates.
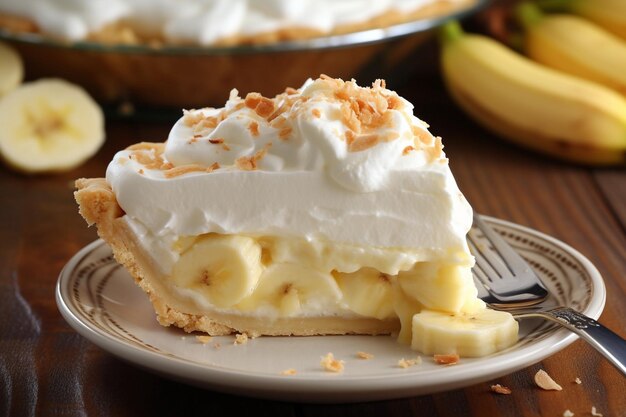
[170,234,263,308]
[397,263,476,314]
[334,267,396,320]
[0,78,105,173]
[0,41,23,97]
[411,309,519,357]
[237,263,342,317]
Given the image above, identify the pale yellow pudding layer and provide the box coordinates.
[150,228,479,322]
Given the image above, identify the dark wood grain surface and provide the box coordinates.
[1,23,625,417]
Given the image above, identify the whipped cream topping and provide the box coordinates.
[106,76,473,274]
[0,0,457,45]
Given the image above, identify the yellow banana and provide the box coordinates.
[537,0,626,40]
[517,2,626,96]
[439,22,626,165]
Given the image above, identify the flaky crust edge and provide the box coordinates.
[75,177,233,335]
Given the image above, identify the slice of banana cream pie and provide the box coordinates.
[75,75,518,357]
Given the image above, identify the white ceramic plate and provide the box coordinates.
[56,217,605,403]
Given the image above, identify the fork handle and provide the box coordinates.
[516,307,626,376]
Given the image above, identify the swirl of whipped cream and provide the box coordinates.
[0,0,448,44]
[165,77,439,193]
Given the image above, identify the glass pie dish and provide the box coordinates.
[0,0,487,108]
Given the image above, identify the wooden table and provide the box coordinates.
[1,32,625,417]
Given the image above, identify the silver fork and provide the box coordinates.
[469,213,626,376]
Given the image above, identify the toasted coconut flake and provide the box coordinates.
[412,125,433,145]
[386,95,403,110]
[270,115,288,129]
[591,406,602,416]
[208,138,224,144]
[138,169,144,175]
[434,354,460,365]
[206,162,220,172]
[163,164,207,178]
[345,130,356,146]
[320,353,344,373]
[196,335,212,344]
[348,133,380,152]
[356,351,374,360]
[235,156,256,171]
[490,384,512,395]
[279,127,293,139]
[267,98,292,122]
[425,136,445,163]
[182,109,203,127]
[129,150,166,170]
[534,369,562,391]
[311,108,321,118]
[403,146,415,155]
[256,98,275,118]
[244,92,262,109]
[243,93,276,118]
[397,357,422,368]
[248,121,260,137]
[341,103,361,132]
[200,117,219,130]
[280,368,297,376]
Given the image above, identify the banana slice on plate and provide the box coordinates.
[0,78,105,173]
[237,263,342,317]
[171,234,263,308]
[334,267,396,320]
[411,308,519,357]
[0,41,23,97]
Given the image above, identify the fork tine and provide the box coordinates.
[472,214,530,275]
[467,231,512,280]
[470,255,494,289]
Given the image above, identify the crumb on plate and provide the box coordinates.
[321,352,344,373]
[196,335,212,344]
[434,353,459,365]
[234,333,248,345]
[356,351,374,360]
[534,369,562,391]
[490,384,512,395]
[397,357,422,369]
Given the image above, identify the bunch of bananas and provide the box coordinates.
[0,41,104,173]
[440,0,626,165]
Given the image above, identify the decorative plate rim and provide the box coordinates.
[56,216,606,402]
